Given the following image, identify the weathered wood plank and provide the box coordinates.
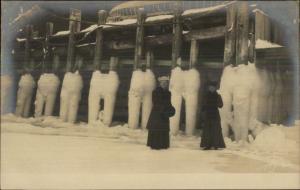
[134,8,145,70]
[223,4,237,66]
[189,39,199,68]
[109,56,118,71]
[235,2,249,65]
[172,2,183,68]
[66,9,81,72]
[24,24,33,72]
[93,10,108,70]
[248,18,255,63]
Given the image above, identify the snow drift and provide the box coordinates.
[35,73,60,117]
[15,74,36,117]
[88,70,120,126]
[60,71,83,123]
[1,75,13,114]
[128,69,156,129]
[169,67,200,136]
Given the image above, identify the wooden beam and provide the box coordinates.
[66,9,81,72]
[235,2,249,65]
[24,24,33,72]
[189,39,199,68]
[109,56,118,71]
[93,10,108,70]
[184,26,225,41]
[172,2,183,68]
[223,4,237,66]
[134,8,145,70]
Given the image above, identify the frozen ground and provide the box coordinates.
[1,114,299,189]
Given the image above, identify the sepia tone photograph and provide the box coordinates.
[1,0,299,189]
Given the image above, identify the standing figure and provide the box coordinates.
[146,76,175,150]
[200,82,226,150]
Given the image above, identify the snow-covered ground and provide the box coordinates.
[1,114,299,189]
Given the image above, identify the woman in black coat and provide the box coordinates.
[200,82,226,150]
[146,76,175,150]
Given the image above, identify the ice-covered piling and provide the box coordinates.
[128,69,156,129]
[15,74,36,117]
[169,67,200,136]
[35,73,60,117]
[60,71,83,123]
[88,70,119,126]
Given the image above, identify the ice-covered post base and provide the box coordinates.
[59,71,83,123]
[15,74,36,117]
[88,69,119,126]
[34,73,60,117]
[169,66,200,136]
[1,75,13,114]
[128,70,156,129]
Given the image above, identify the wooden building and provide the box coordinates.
[12,1,293,126]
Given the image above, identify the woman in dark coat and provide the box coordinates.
[146,76,175,150]
[200,82,226,150]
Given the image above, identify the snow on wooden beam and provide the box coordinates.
[93,10,108,70]
[133,8,145,70]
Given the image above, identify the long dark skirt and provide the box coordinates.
[147,130,170,149]
[200,119,225,149]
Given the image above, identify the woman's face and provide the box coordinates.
[159,80,169,89]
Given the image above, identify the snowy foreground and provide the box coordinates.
[1,114,299,189]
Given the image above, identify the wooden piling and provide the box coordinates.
[43,22,53,72]
[223,4,237,66]
[74,55,84,71]
[248,18,255,63]
[134,8,145,70]
[146,50,154,69]
[53,54,60,73]
[172,2,183,68]
[109,56,118,71]
[93,10,108,70]
[66,9,81,72]
[189,39,199,68]
[24,24,33,72]
[235,2,249,65]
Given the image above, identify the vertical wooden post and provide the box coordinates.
[93,10,108,70]
[146,50,154,69]
[109,56,118,71]
[223,4,237,66]
[248,18,255,63]
[172,2,183,68]
[53,54,60,73]
[134,8,145,70]
[24,24,33,72]
[255,9,271,41]
[66,9,81,72]
[189,39,199,68]
[43,22,53,72]
[74,55,83,71]
[235,2,249,65]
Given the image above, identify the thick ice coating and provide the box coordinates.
[35,73,60,117]
[169,67,201,136]
[60,71,83,123]
[15,74,36,117]
[128,69,156,129]
[88,70,120,126]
